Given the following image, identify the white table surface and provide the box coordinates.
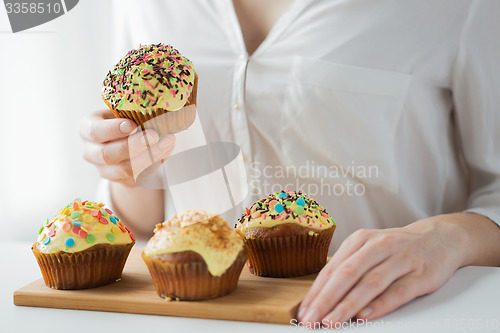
[2,241,499,333]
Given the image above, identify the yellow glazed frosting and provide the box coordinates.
[143,209,244,276]
[236,190,335,233]
[35,199,134,254]
[102,43,195,114]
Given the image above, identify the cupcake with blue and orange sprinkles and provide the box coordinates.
[236,190,335,277]
[32,199,135,289]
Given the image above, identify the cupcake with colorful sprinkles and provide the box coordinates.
[236,190,336,277]
[142,209,249,300]
[32,199,135,289]
[102,43,198,135]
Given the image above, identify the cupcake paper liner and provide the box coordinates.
[142,248,249,301]
[105,73,198,136]
[32,242,134,290]
[245,227,335,277]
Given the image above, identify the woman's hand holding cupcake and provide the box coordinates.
[80,43,198,188]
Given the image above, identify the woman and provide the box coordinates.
[80,0,500,327]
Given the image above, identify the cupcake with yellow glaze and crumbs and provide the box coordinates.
[102,43,198,135]
[32,199,135,290]
[142,209,249,301]
[236,190,335,277]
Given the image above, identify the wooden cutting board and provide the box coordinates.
[14,247,319,324]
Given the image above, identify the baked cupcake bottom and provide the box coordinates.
[244,225,335,277]
[142,246,249,301]
[32,242,134,290]
[111,105,196,136]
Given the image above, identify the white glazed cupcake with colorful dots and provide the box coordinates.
[32,199,135,290]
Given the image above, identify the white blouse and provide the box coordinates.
[101,0,500,252]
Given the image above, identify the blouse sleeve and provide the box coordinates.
[452,0,500,225]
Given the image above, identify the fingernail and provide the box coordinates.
[297,307,307,320]
[328,311,342,324]
[160,135,175,149]
[141,134,157,146]
[359,307,372,318]
[302,309,320,324]
[120,121,134,134]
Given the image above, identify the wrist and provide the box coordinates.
[405,213,474,268]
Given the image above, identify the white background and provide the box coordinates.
[0,0,112,241]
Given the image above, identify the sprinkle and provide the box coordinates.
[72,202,79,210]
[48,229,56,237]
[251,211,261,218]
[105,208,113,215]
[72,226,81,234]
[80,226,90,232]
[78,229,88,238]
[269,200,279,209]
[42,237,50,245]
[296,198,306,207]
[106,233,116,242]
[101,210,109,217]
[38,226,44,234]
[99,217,109,224]
[65,238,75,247]
[83,214,93,223]
[109,216,117,224]
[274,203,284,213]
[94,223,104,231]
[278,192,287,199]
[72,221,81,226]
[62,223,71,232]
[125,226,135,241]
[295,206,305,215]
[70,211,80,219]
[111,225,121,235]
[90,209,99,217]
[86,234,96,243]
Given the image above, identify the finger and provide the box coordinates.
[356,275,424,321]
[96,161,135,183]
[80,110,137,143]
[97,160,166,188]
[300,241,390,324]
[321,257,412,326]
[299,229,372,318]
[130,134,176,179]
[83,129,160,166]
